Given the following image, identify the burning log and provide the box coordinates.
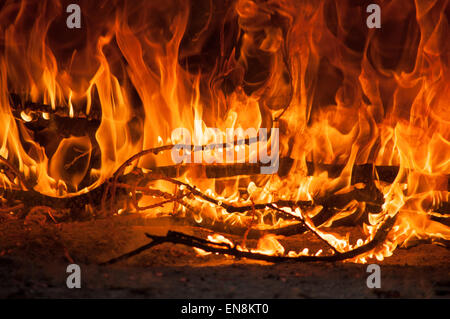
[119,160,403,182]
[100,142,450,189]
[9,93,102,125]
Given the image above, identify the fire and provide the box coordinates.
[0,0,449,263]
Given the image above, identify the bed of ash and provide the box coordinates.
[0,214,449,299]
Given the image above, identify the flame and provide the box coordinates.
[0,0,449,262]
[253,234,285,256]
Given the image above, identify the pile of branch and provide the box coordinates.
[101,215,398,265]
[1,105,449,263]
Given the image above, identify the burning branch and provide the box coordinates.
[101,215,398,265]
[1,149,447,239]
[9,93,101,124]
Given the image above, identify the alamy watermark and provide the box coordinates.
[66,264,81,288]
[66,4,81,29]
[170,121,279,174]
[366,264,381,288]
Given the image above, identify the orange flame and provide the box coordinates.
[0,0,448,262]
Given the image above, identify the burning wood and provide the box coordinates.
[1,148,448,255]
[0,0,449,269]
[101,215,398,265]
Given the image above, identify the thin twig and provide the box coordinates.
[108,137,262,213]
[145,175,312,213]
[101,215,397,264]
